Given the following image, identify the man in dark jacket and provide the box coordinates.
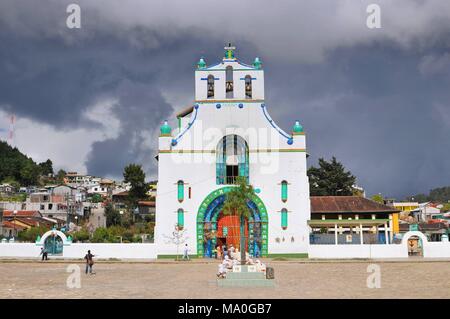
[84,250,95,274]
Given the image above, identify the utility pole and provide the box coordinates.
[65,193,73,231]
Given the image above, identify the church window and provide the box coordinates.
[226,66,234,98]
[216,135,249,185]
[177,208,184,229]
[207,75,214,98]
[177,180,184,202]
[281,208,288,230]
[281,181,288,202]
[245,75,252,99]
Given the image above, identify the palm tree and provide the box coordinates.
[222,176,254,265]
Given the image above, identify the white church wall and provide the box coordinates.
[157,48,310,258]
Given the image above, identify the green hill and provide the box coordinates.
[0,141,53,187]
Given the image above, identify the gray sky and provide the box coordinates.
[0,0,449,199]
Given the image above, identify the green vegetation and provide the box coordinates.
[18,225,50,242]
[0,193,26,202]
[90,224,154,243]
[123,164,150,209]
[71,228,90,242]
[308,157,356,196]
[0,141,53,186]
[408,186,450,204]
[104,202,122,227]
[371,194,384,204]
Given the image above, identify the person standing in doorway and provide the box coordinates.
[222,244,228,260]
[84,250,95,275]
[183,244,190,260]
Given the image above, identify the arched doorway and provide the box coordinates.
[197,187,268,258]
[38,229,69,256]
[44,233,64,255]
[401,231,428,258]
[407,236,423,256]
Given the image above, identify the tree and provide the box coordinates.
[123,164,149,209]
[20,161,40,186]
[163,224,188,261]
[104,202,121,227]
[56,169,67,184]
[39,159,54,176]
[308,157,356,196]
[18,225,50,242]
[91,193,103,203]
[371,194,384,204]
[71,227,90,242]
[222,176,254,265]
[0,141,47,186]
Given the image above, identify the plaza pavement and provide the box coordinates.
[1,258,450,298]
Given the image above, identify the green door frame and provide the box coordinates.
[196,187,268,257]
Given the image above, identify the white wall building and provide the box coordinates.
[155,45,310,258]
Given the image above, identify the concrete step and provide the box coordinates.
[226,272,266,280]
[217,278,275,287]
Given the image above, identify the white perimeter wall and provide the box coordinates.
[0,243,158,259]
[309,244,407,259]
[423,242,450,258]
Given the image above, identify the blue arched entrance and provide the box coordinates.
[197,187,268,258]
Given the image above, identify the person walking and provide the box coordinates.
[84,250,95,275]
[183,244,190,260]
[39,247,48,261]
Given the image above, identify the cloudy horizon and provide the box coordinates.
[1,0,450,199]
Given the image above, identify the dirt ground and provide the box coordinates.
[1,260,449,299]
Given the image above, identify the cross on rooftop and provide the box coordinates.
[224,43,236,59]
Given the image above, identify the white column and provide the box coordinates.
[384,223,388,245]
[360,223,363,245]
[389,216,394,243]
[334,224,338,245]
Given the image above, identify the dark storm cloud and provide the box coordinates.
[1,0,450,199]
[266,43,450,198]
[0,0,225,178]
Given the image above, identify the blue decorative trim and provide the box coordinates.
[238,103,244,109]
[216,104,221,109]
[201,77,220,80]
[237,60,257,69]
[172,105,199,146]
[260,104,293,142]
[240,77,257,80]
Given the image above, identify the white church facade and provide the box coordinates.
[155,45,311,258]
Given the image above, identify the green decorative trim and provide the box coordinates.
[159,134,172,137]
[308,219,390,225]
[267,253,308,258]
[157,254,199,259]
[196,187,269,257]
[292,132,305,136]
